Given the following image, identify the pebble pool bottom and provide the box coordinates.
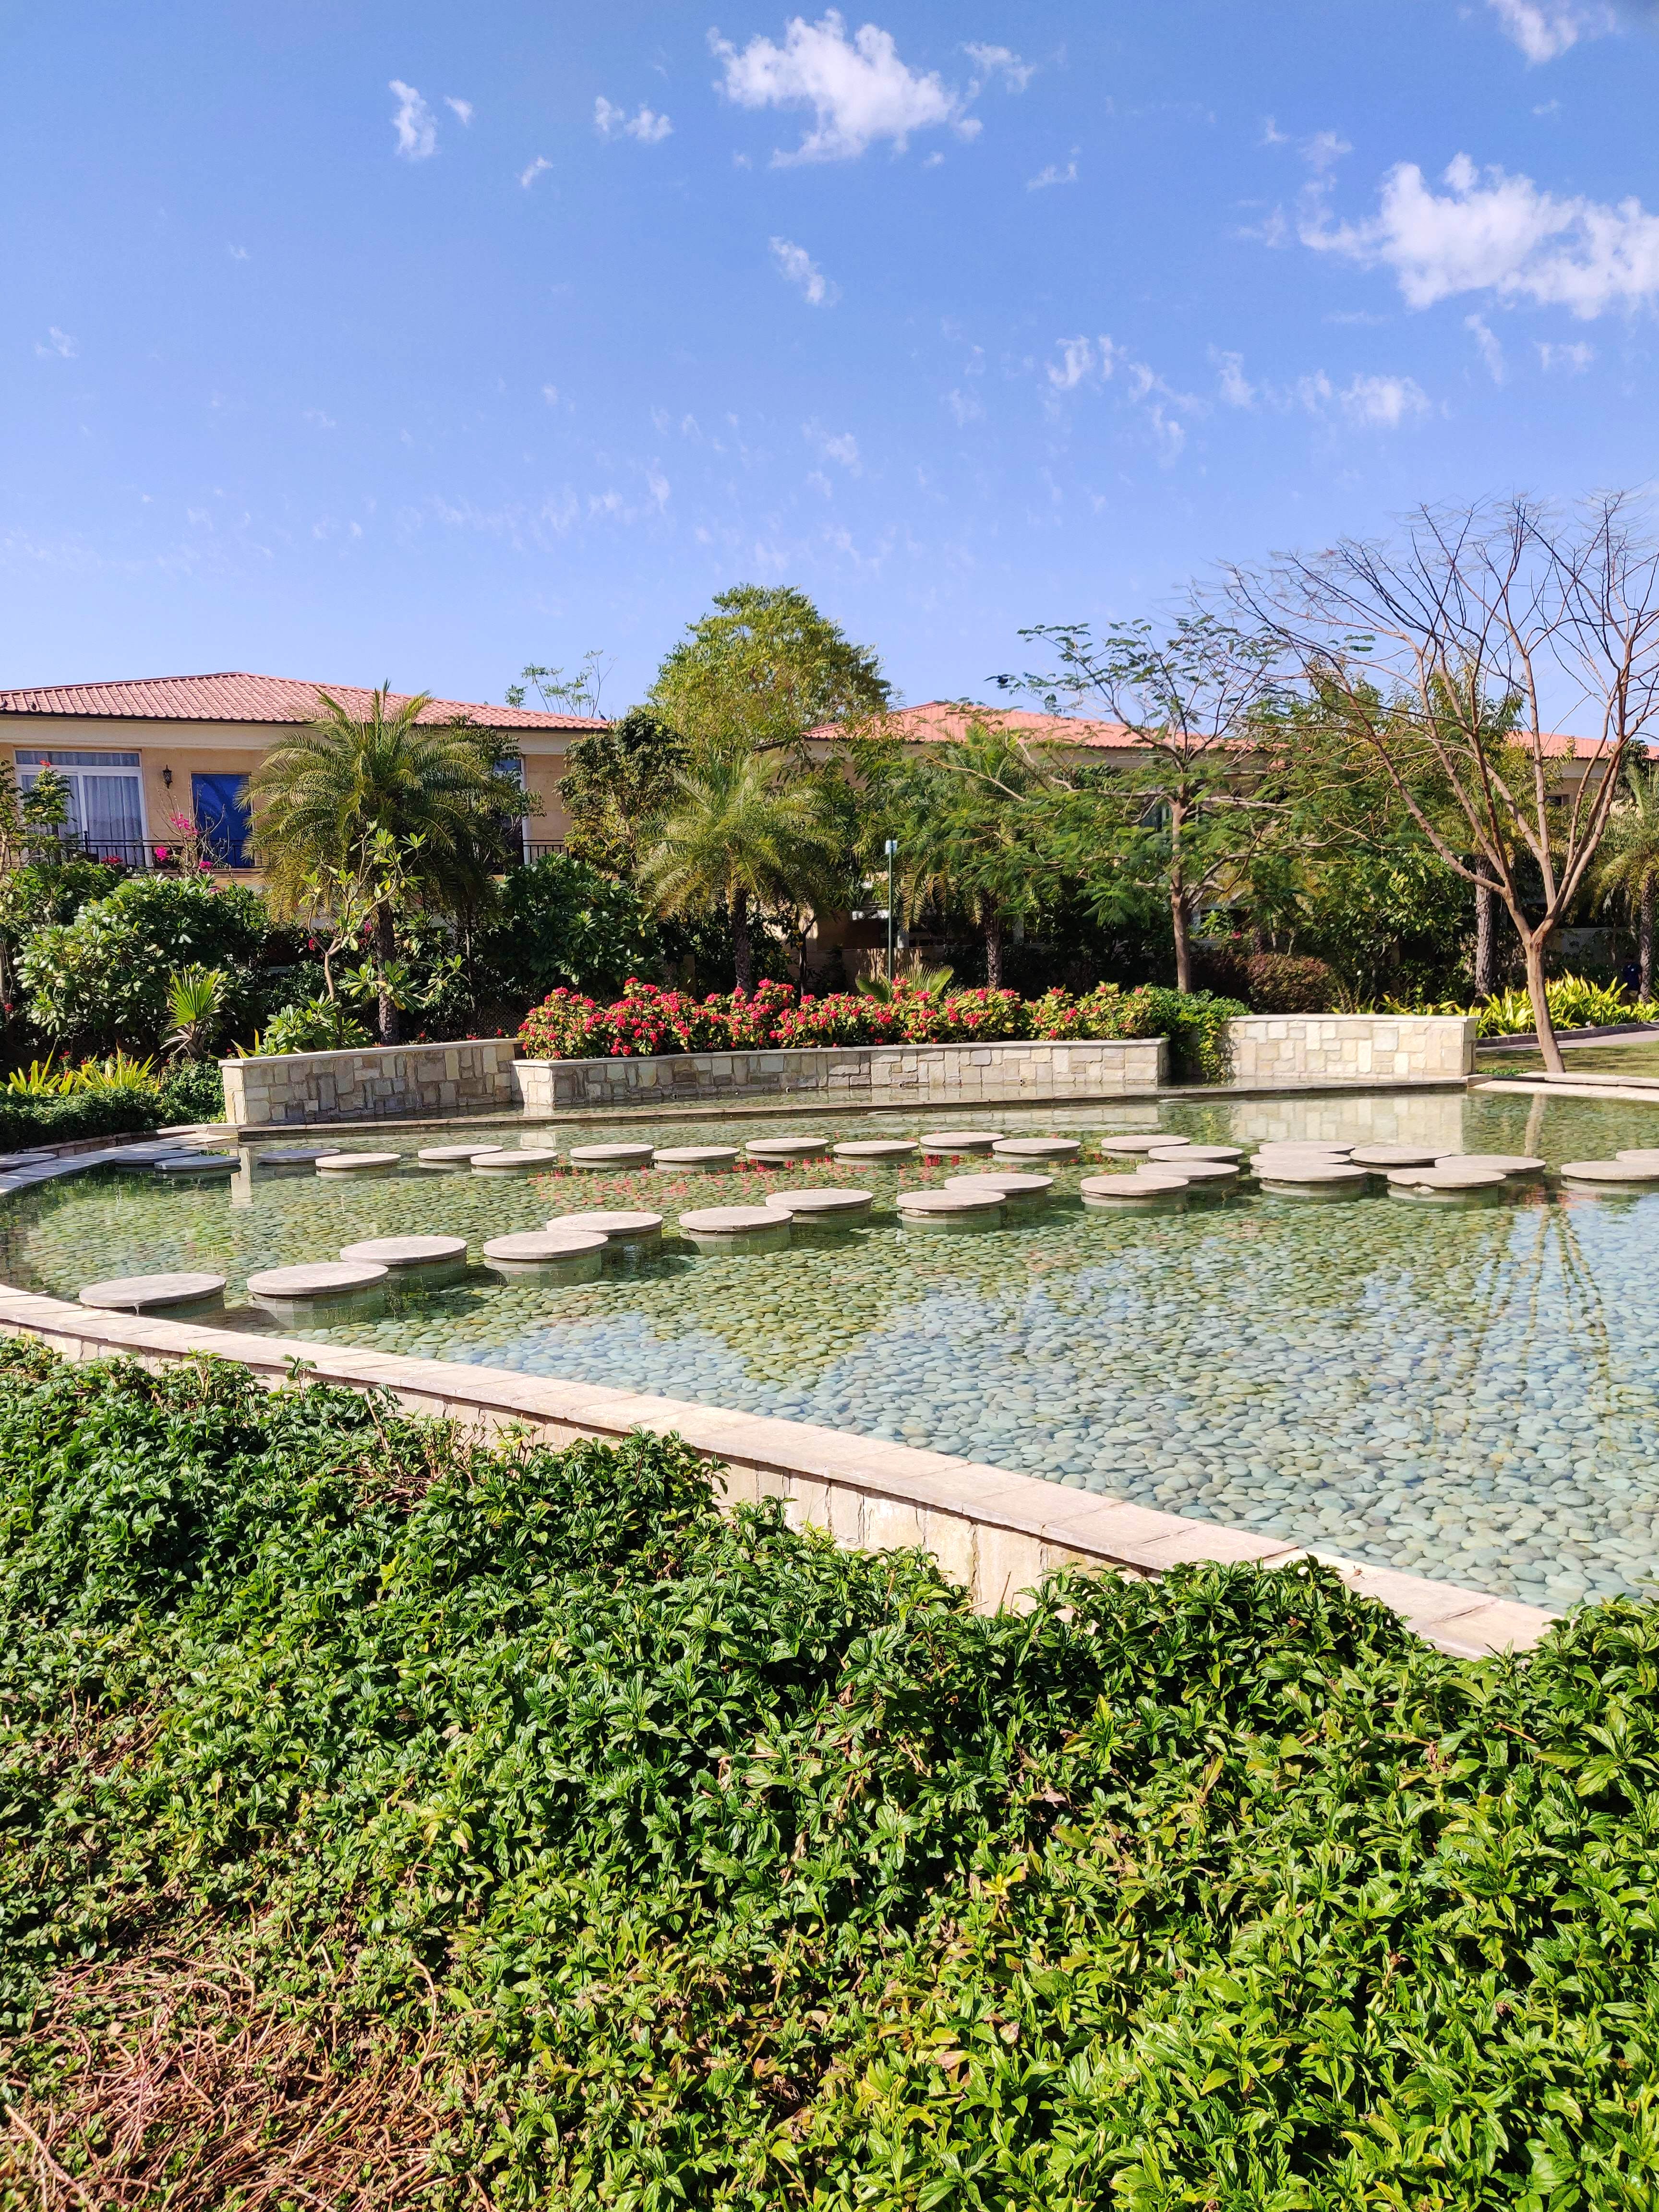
[5,1086,1658,1614]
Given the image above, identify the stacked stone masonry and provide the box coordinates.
[1226,1014,1477,1087]
[221,1039,518,1128]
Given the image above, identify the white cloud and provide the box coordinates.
[445,96,474,124]
[519,155,553,188]
[711,11,972,163]
[389,80,436,160]
[595,96,673,142]
[1486,0,1615,62]
[1046,335,1115,390]
[1213,349,1255,407]
[542,383,560,405]
[228,244,250,261]
[1303,152,1659,318]
[1466,312,1506,381]
[770,236,839,305]
[1340,373,1430,426]
[1028,156,1078,190]
[646,467,671,509]
[805,420,861,469]
[303,408,338,429]
[1538,337,1596,369]
[963,42,1034,92]
[35,327,77,358]
[944,388,984,424]
[1210,348,1429,428]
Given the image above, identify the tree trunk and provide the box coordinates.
[374,903,400,1046]
[1170,889,1193,995]
[1641,881,1655,1003]
[1474,880,1495,998]
[985,908,1004,988]
[1522,929,1563,1074]
[731,888,754,995]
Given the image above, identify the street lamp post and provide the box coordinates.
[884,839,898,984]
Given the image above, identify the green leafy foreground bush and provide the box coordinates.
[1,1347,1657,2207]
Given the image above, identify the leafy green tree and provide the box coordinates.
[556,709,687,877]
[891,718,1055,986]
[250,686,530,1044]
[1595,758,1659,998]
[19,876,268,1056]
[650,585,890,754]
[475,851,661,1004]
[637,748,832,991]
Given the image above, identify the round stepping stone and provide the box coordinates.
[1252,1141,1353,1158]
[470,1148,561,1176]
[744,1136,830,1162]
[655,1146,740,1170]
[339,1234,469,1285]
[831,1138,918,1161]
[946,1171,1054,1206]
[896,1187,1004,1230]
[1560,1158,1659,1187]
[1146,1142,1242,1162]
[149,1152,237,1177]
[762,1187,875,1221]
[253,1146,332,1168]
[417,1143,503,1169]
[1256,1162,1370,1199]
[1386,1164,1510,1204]
[245,1260,388,1322]
[78,1271,227,1317]
[568,1142,655,1168]
[1097,1134,1191,1157]
[1079,1169,1190,1210]
[1448,1153,1546,1178]
[546,1209,664,1247]
[678,1204,793,1252]
[481,1230,607,1282]
[1616,1149,1659,1168]
[1349,1145,1446,1167]
[991,1135,1081,1162]
[315,1151,401,1178]
[918,1130,1004,1155]
[1142,1157,1238,1184]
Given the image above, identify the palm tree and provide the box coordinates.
[637,747,831,992]
[894,721,1050,987]
[1596,759,1659,1000]
[250,686,527,1043]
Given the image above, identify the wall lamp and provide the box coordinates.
[161,766,173,788]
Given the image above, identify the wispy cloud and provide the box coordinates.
[445,96,474,124]
[1486,0,1616,62]
[35,327,77,359]
[1028,154,1078,190]
[1466,312,1506,382]
[1046,335,1116,390]
[711,11,977,163]
[770,236,839,305]
[963,42,1035,92]
[541,383,560,405]
[302,409,338,429]
[805,419,861,471]
[944,388,985,424]
[228,244,250,262]
[594,96,673,143]
[1538,337,1596,370]
[519,155,553,189]
[1303,151,1659,317]
[1339,372,1430,426]
[1212,347,1429,428]
[389,79,437,160]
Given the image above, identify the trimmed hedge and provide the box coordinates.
[0,1348,1656,2207]
[0,1062,224,1150]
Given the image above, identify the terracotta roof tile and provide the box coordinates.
[0,672,605,731]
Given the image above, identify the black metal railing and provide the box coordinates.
[14,836,256,873]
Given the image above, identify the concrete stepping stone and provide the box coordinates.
[655,1146,740,1170]
[78,1271,227,1317]
[896,1187,1004,1230]
[417,1143,504,1169]
[481,1230,607,1282]
[946,1171,1054,1207]
[1141,1157,1238,1185]
[1386,1164,1510,1204]
[1560,1158,1659,1187]
[470,1148,560,1176]
[744,1135,830,1162]
[568,1142,655,1168]
[1615,1150,1659,1168]
[1079,1169,1190,1211]
[831,1138,918,1161]
[1147,1141,1241,1162]
[1098,1134,1191,1157]
[1252,1141,1353,1159]
[253,1146,333,1168]
[1349,1144,1446,1167]
[1255,1161,1370,1199]
[991,1135,1081,1162]
[679,1204,793,1252]
[339,1234,469,1286]
[1450,1154,1546,1178]
[245,1260,388,1322]
[315,1151,402,1178]
[149,1152,238,1177]
[918,1130,1004,1155]
[547,1208,664,1248]
[762,1187,875,1221]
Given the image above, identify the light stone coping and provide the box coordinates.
[761,1188,875,1218]
[1349,1145,1446,1167]
[546,1209,663,1243]
[655,1146,740,1169]
[1559,1158,1659,1184]
[482,1230,609,1262]
[339,1235,469,1273]
[315,1152,402,1175]
[568,1143,655,1167]
[0,1284,1554,1658]
[418,1143,503,1165]
[832,1139,919,1161]
[246,1261,388,1297]
[470,1149,561,1176]
[1480,1078,1659,1107]
[79,1272,227,1314]
[991,1136,1082,1161]
[745,1136,831,1160]
[1451,1154,1545,1176]
[918,1131,1004,1153]
[1099,1135,1191,1157]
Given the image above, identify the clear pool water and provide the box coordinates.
[6,1088,1659,1614]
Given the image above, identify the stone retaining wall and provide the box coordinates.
[221,1038,518,1128]
[0,1286,1548,1658]
[1226,1013,1476,1087]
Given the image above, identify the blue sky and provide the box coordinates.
[7,0,1659,713]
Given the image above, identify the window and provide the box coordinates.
[191,773,251,867]
[16,749,144,855]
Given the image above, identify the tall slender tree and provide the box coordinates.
[891,717,1053,986]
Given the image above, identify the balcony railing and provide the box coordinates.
[9,835,567,876]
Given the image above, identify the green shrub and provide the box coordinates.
[1395,971,1659,1035]
[19,876,269,1055]
[154,1059,225,1124]
[0,1347,1658,2205]
[0,1085,166,1149]
[252,997,375,1054]
[475,850,661,1006]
